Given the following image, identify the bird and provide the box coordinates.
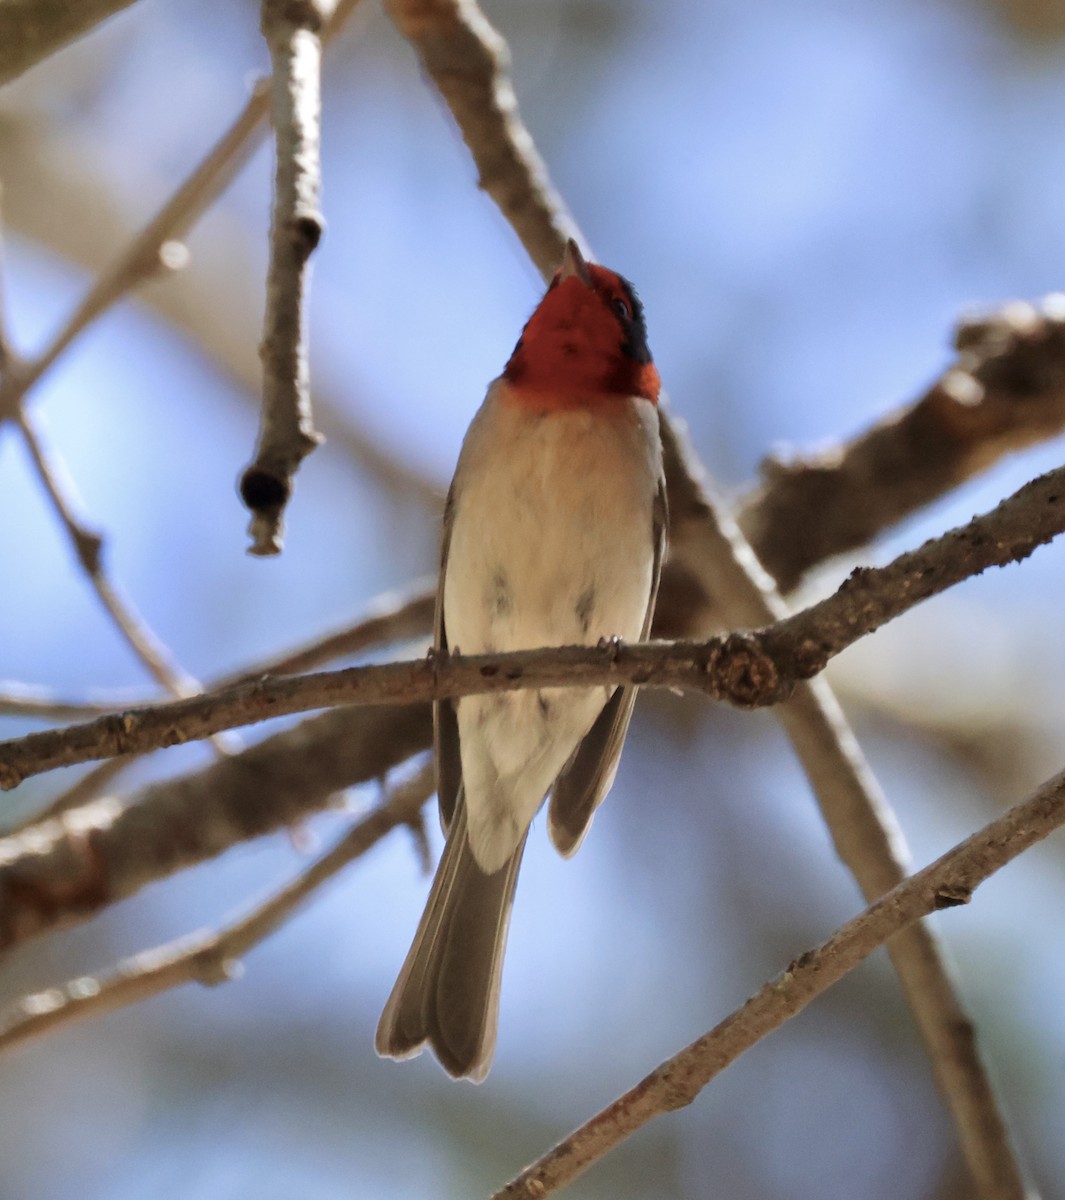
[375,239,667,1081]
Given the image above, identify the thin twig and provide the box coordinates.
[0,89,267,426]
[493,766,1065,1198]
[218,575,436,685]
[0,703,432,954]
[0,684,149,721]
[14,406,202,697]
[0,0,366,430]
[386,5,1031,1195]
[1,578,436,839]
[0,760,434,1052]
[241,0,329,555]
[386,0,582,279]
[12,405,239,759]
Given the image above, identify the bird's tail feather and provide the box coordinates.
[375,798,526,1082]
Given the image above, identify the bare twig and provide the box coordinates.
[12,405,240,761]
[14,406,203,698]
[0,703,431,954]
[241,0,329,555]
[0,0,142,87]
[0,590,433,736]
[493,766,1065,1199]
[218,575,436,685]
[387,5,1031,1195]
[0,760,434,1052]
[0,0,367,431]
[1,578,436,838]
[0,87,268,426]
[739,295,1065,591]
[386,0,582,279]
[0,684,147,722]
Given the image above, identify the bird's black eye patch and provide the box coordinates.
[610,276,652,364]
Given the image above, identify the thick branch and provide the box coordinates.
[0,762,434,1051]
[4,459,1063,788]
[739,296,1065,591]
[0,704,430,953]
[494,766,1065,1198]
[241,0,329,555]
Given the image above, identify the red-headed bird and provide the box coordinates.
[375,240,666,1080]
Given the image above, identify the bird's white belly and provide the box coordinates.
[444,397,659,870]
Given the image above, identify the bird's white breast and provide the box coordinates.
[443,382,661,870]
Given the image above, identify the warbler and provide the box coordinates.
[376,240,667,1080]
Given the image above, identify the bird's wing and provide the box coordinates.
[547,471,668,857]
[434,483,463,835]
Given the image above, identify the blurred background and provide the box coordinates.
[2,0,1065,1196]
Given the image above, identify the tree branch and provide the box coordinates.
[0,703,431,954]
[14,406,218,706]
[240,0,329,554]
[493,765,1065,1198]
[0,760,434,1052]
[0,0,367,431]
[386,0,582,279]
[738,295,1065,591]
[0,0,142,87]
[0,685,149,722]
[4,457,1062,789]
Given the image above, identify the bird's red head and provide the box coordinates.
[503,241,660,407]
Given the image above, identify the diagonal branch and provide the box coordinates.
[14,406,204,698]
[0,0,143,87]
[385,0,582,279]
[1,578,437,838]
[0,0,367,432]
[493,765,1065,1198]
[0,703,431,954]
[738,295,1065,591]
[0,760,434,1052]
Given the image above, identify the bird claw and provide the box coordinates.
[596,634,624,662]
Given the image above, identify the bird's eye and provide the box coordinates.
[611,297,631,321]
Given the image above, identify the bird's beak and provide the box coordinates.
[559,238,592,287]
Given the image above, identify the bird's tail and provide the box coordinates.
[375,799,527,1082]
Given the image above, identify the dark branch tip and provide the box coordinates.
[240,466,291,513]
